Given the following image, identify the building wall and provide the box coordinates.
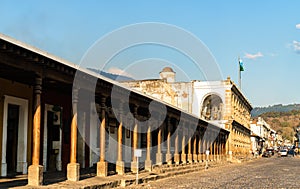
[122,70,253,159]
[0,78,33,175]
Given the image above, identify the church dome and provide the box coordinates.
[161,67,175,73]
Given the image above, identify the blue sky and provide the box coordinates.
[0,0,299,107]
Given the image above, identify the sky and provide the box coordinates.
[0,0,299,107]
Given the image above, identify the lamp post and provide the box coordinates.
[205,150,210,169]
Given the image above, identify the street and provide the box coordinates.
[124,156,300,189]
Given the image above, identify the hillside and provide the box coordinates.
[87,68,134,81]
[258,110,300,141]
[251,104,300,117]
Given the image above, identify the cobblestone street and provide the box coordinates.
[123,156,300,189]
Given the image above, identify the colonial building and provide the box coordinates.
[0,34,229,186]
[122,68,253,160]
[250,117,282,155]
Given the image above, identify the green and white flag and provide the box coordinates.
[239,59,244,71]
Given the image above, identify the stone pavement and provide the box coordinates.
[0,159,231,189]
[118,155,300,189]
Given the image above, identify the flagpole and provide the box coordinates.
[238,57,241,90]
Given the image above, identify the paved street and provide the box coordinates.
[124,156,300,189]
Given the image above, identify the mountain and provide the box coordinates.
[87,68,134,81]
[251,104,300,141]
[259,110,300,141]
[251,104,300,117]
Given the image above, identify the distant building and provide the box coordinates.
[122,67,253,159]
[250,117,281,154]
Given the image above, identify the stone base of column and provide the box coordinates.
[67,163,80,181]
[166,153,173,165]
[145,160,152,172]
[187,154,193,163]
[202,154,205,161]
[97,161,108,177]
[227,153,233,161]
[28,165,43,186]
[174,154,180,165]
[156,153,163,165]
[197,154,202,162]
[193,154,198,163]
[131,161,139,173]
[181,154,187,164]
[116,161,125,175]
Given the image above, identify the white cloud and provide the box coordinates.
[244,52,263,60]
[293,40,300,54]
[107,67,133,78]
[296,24,300,29]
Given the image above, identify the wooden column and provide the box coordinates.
[97,97,108,177]
[67,87,80,181]
[209,132,213,161]
[181,126,187,164]
[187,125,193,163]
[70,103,78,163]
[32,77,42,166]
[174,125,180,165]
[198,136,202,162]
[166,118,172,165]
[214,136,217,161]
[131,106,139,173]
[28,77,43,186]
[193,136,198,162]
[202,137,206,161]
[117,122,123,161]
[116,102,125,175]
[156,122,163,165]
[145,124,152,171]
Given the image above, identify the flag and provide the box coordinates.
[239,59,244,71]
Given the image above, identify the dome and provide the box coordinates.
[160,67,175,73]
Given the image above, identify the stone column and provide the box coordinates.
[193,136,198,163]
[28,77,43,186]
[156,124,163,165]
[145,124,152,171]
[166,118,172,165]
[97,97,108,177]
[116,103,125,175]
[174,127,180,165]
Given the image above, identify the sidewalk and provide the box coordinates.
[1,160,233,189]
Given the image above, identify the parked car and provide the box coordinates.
[279,149,288,157]
[288,149,295,157]
[262,151,272,157]
[266,148,275,155]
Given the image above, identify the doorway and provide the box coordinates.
[6,104,19,177]
[43,105,62,172]
[1,96,28,177]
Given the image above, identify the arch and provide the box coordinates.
[200,93,223,121]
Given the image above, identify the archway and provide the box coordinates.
[200,94,223,121]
